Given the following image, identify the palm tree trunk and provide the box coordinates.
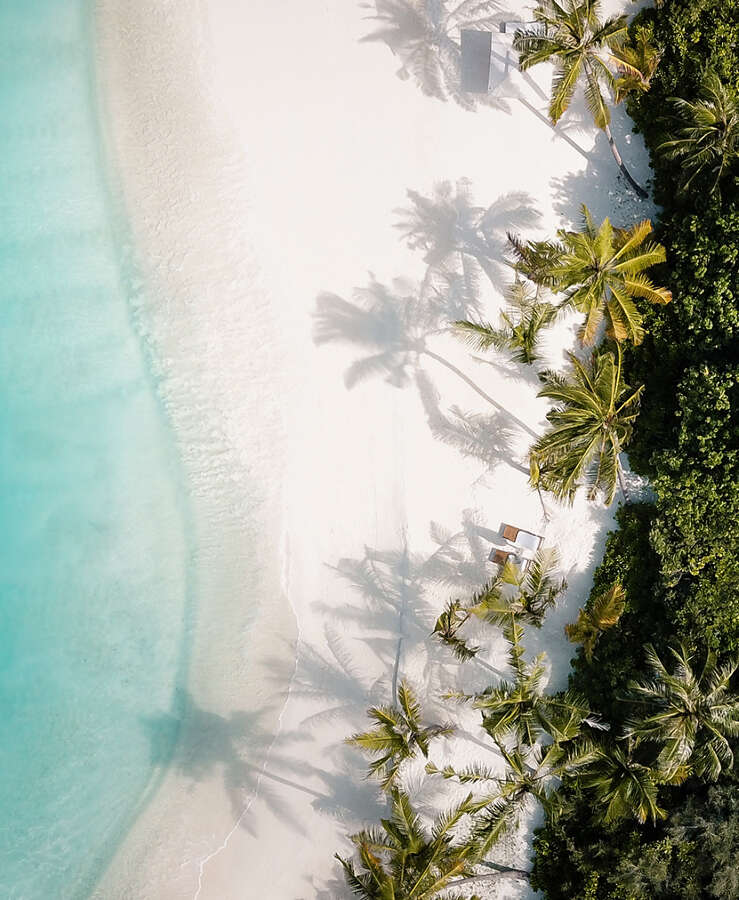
[518,97,592,162]
[536,484,550,521]
[617,458,630,503]
[603,123,648,199]
[452,868,530,886]
[473,656,505,678]
[422,348,540,440]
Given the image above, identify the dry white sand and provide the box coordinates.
[93,1,655,897]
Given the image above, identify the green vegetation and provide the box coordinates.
[334,1,739,896]
[623,644,739,782]
[514,0,649,195]
[657,70,739,195]
[610,26,661,104]
[529,2,739,894]
[565,583,626,661]
[531,780,739,899]
[509,206,672,346]
[432,549,567,662]
[530,347,643,505]
[347,681,454,790]
[454,280,559,365]
[336,789,486,900]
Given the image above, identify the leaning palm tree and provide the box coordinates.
[609,26,662,105]
[565,582,626,661]
[347,681,454,790]
[427,711,600,849]
[433,553,564,662]
[451,616,596,750]
[623,643,739,782]
[657,70,739,195]
[527,205,672,346]
[337,788,511,899]
[529,345,644,505]
[514,0,648,197]
[454,281,560,365]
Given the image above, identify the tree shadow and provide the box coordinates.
[284,625,385,730]
[140,687,388,838]
[415,369,526,475]
[313,273,540,441]
[140,690,312,837]
[322,511,507,699]
[360,0,511,111]
[395,179,541,296]
[314,275,435,390]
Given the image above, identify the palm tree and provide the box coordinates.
[513,0,648,197]
[529,345,644,505]
[526,205,671,346]
[433,598,481,661]
[454,281,560,365]
[578,741,666,824]
[657,70,739,195]
[432,576,520,663]
[499,548,567,627]
[336,789,487,899]
[565,582,626,661]
[451,616,596,750]
[609,26,662,105]
[348,681,454,790]
[427,747,555,848]
[507,231,564,292]
[433,552,564,663]
[623,643,739,782]
[427,717,600,849]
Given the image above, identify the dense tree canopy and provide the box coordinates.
[530,2,739,895]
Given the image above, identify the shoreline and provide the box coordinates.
[89,0,655,896]
[91,1,299,895]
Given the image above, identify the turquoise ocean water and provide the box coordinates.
[0,2,192,896]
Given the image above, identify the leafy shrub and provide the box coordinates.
[531,1,739,894]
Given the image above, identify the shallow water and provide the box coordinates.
[0,2,192,896]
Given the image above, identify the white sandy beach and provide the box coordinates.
[93,1,655,897]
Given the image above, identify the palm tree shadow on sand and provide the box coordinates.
[395,180,540,297]
[360,0,599,166]
[312,183,542,460]
[136,516,515,849]
[313,273,539,453]
[415,368,526,475]
[140,689,388,838]
[360,0,510,111]
[322,511,508,694]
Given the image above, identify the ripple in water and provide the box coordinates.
[0,2,192,896]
